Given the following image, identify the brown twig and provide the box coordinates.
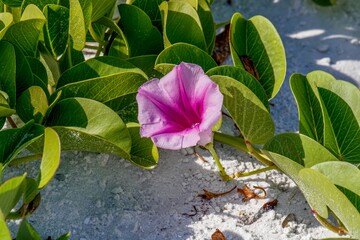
[199,185,237,200]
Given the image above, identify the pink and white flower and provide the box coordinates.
[136,62,223,150]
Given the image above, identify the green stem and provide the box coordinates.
[312,210,348,235]
[205,143,233,181]
[214,132,275,167]
[9,154,42,166]
[245,140,275,167]
[214,132,248,152]
[235,165,277,178]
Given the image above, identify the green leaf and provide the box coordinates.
[0,217,11,240]
[155,42,217,74]
[95,16,129,59]
[58,41,85,73]
[16,86,49,123]
[336,185,360,212]
[160,0,207,51]
[91,0,116,22]
[263,151,360,239]
[104,93,138,123]
[57,231,71,240]
[108,33,129,59]
[212,75,274,144]
[0,94,15,117]
[0,174,26,218]
[312,161,360,198]
[46,98,131,159]
[230,13,286,99]
[131,0,163,29]
[16,218,41,240]
[118,4,163,57]
[57,56,146,88]
[263,133,338,167]
[206,65,269,110]
[14,45,35,96]
[198,0,215,54]
[26,57,48,86]
[127,55,163,79]
[305,71,360,163]
[43,5,70,58]
[0,121,44,166]
[312,0,337,6]
[21,0,59,12]
[4,5,45,57]
[127,123,158,169]
[0,13,13,40]
[38,128,61,188]
[0,41,16,108]
[298,169,360,239]
[69,0,86,50]
[23,178,39,204]
[1,0,22,7]
[290,73,324,143]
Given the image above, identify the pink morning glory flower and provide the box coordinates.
[136,62,223,150]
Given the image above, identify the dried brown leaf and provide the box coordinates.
[237,185,266,201]
[262,199,278,211]
[211,228,227,240]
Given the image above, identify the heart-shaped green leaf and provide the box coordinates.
[16,86,49,123]
[312,161,360,200]
[46,98,131,159]
[303,71,360,163]
[38,127,61,188]
[212,75,274,144]
[0,41,16,108]
[0,13,13,40]
[263,151,360,239]
[4,5,45,57]
[160,0,207,51]
[155,42,217,74]
[290,73,324,143]
[230,13,286,99]
[263,133,338,167]
[298,169,360,238]
[16,218,41,240]
[91,0,116,22]
[43,5,70,58]
[118,4,163,57]
[127,123,158,169]
[206,65,269,110]
[0,121,44,167]
[0,174,26,218]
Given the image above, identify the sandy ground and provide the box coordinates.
[6,0,360,239]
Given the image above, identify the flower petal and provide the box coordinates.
[151,127,201,150]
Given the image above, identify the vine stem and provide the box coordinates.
[235,165,278,178]
[213,131,278,170]
[205,143,233,181]
[6,116,17,128]
[9,154,42,166]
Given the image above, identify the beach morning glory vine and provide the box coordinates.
[137,62,231,179]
